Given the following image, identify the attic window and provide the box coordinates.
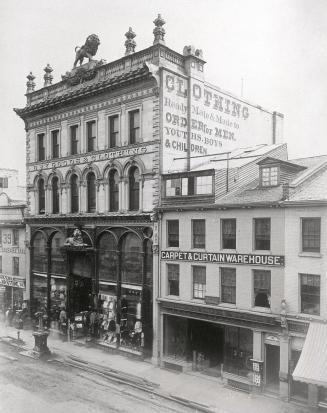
[261,166,278,187]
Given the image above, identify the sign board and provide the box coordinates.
[161,251,285,267]
[162,69,282,173]
[0,274,25,289]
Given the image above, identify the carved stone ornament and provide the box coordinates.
[61,63,102,86]
[64,228,88,247]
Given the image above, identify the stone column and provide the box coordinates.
[80,182,86,212]
[45,184,50,214]
[61,185,67,214]
[97,181,105,213]
[46,126,51,159]
[252,330,264,392]
[279,334,290,401]
[139,176,144,212]
[97,110,106,151]
[151,244,160,365]
[61,121,68,157]
[118,179,123,212]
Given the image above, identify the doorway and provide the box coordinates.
[265,344,280,392]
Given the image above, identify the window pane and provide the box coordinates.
[109,170,119,212]
[52,130,59,158]
[302,218,320,253]
[300,273,320,315]
[254,218,270,250]
[196,176,213,194]
[38,134,45,161]
[87,121,96,152]
[222,219,236,249]
[129,167,139,211]
[109,115,119,148]
[13,229,19,246]
[221,267,236,304]
[253,270,271,308]
[52,177,59,214]
[38,179,45,214]
[70,125,78,155]
[193,266,206,298]
[121,233,142,284]
[168,264,179,296]
[87,172,96,212]
[167,220,179,247]
[98,232,117,282]
[192,220,205,249]
[71,175,79,213]
[51,232,65,276]
[129,110,140,144]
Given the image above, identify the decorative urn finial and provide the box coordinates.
[153,14,166,45]
[26,72,36,94]
[125,27,136,55]
[43,63,53,87]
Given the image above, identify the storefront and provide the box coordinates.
[29,224,153,355]
[162,313,253,379]
[0,274,26,311]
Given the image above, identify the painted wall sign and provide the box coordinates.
[0,274,25,289]
[0,247,25,255]
[162,69,283,172]
[161,250,285,266]
[28,144,157,172]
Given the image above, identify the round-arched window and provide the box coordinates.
[71,174,79,213]
[98,232,118,282]
[87,172,96,213]
[52,177,59,214]
[38,179,45,214]
[109,170,119,212]
[121,233,142,284]
[129,167,140,211]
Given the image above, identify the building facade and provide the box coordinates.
[0,173,27,314]
[14,16,284,356]
[156,151,327,407]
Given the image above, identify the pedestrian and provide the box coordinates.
[59,307,67,334]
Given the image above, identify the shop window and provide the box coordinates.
[129,109,140,144]
[31,274,47,315]
[98,232,118,283]
[129,167,140,211]
[37,133,45,161]
[221,267,236,304]
[0,177,8,188]
[167,264,179,296]
[12,229,19,247]
[32,232,48,273]
[87,172,96,213]
[70,174,79,213]
[193,266,206,299]
[12,257,19,276]
[253,270,271,308]
[121,233,142,284]
[109,169,119,212]
[87,120,96,152]
[260,166,279,187]
[166,178,187,196]
[224,326,253,377]
[38,178,45,214]
[109,115,119,148]
[290,350,308,400]
[221,219,236,249]
[51,130,59,158]
[254,218,270,250]
[192,219,205,249]
[70,125,79,155]
[50,232,65,276]
[300,273,320,315]
[167,220,179,247]
[52,176,59,214]
[301,218,320,253]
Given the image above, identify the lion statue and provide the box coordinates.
[73,34,100,68]
[64,229,87,246]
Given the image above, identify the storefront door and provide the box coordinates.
[265,344,280,392]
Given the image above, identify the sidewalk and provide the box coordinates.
[0,324,310,413]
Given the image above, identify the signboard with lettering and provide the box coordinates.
[162,69,283,173]
[161,251,285,267]
[0,274,25,289]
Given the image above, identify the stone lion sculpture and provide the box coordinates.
[73,34,100,68]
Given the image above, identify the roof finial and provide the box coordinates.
[125,27,136,55]
[153,14,166,45]
[43,64,53,87]
[26,72,36,94]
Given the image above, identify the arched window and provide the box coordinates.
[87,172,96,213]
[109,170,119,212]
[52,177,59,214]
[71,174,79,213]
[38,178,45,214]
[121,233,142,284]
[50,232,65,275]
[98,232,117,282]
[32,232,47,273]
[129,167,140,211]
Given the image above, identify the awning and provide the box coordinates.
[293,322,327,387]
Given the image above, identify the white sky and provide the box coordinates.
[1,0,327,182]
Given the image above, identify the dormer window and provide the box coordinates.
[261,166,278,187]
